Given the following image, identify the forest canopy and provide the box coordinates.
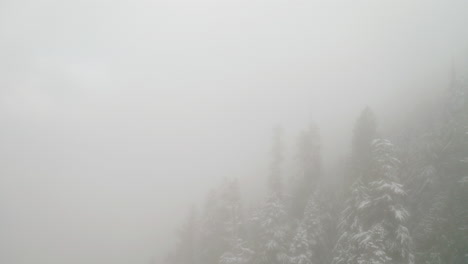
[165,68,468,264]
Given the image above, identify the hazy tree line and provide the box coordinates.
[164,69,468,264]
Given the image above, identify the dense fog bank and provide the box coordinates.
[1,1,468,264]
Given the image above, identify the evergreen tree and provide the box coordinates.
[199,179,244,264]
[220,179,255,264]
[368,139,413,264]
[333,139,414,264]
[350,107,378,184]
[248,126,291,264]
[251,194,290,264]
[289,194,328,264]
[408,66,468,264]
[220,237,254,264]
[269,126,284,195]
[290,124,321,218]
[333,178,371,264]
[167,65,468,264]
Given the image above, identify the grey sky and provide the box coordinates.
[0,0,467,264]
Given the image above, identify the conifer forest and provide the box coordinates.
[165,75,468,264]
[0,1,467,264]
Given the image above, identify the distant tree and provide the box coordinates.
[407,67,468,264]
[290,124,321,218]
[350,107,378,184]
[269,126,284,195]
[241,126,291,264]
[199,179,244,264]
[219,179,254,264]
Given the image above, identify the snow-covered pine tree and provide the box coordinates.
[249,126,290,264]
[251,194,289,264]
[219,179,255,264]
[220,237,254,264]
[333,177,371,264]
[333,139,414,264]
[289,222,311,264]
[289,194,328,264]
[367,139,413,264]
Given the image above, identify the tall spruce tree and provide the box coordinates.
[249,126,290,264]
[251,194,289,264]
[288,124,328,264]
[290,124,321,218]
[269,125,284,195]
[289,194,329,264]
[220,179,254,264]
[333,139,414,264]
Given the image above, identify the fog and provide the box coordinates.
[1,1,467,264]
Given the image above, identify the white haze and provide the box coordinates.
[0,0,467,263]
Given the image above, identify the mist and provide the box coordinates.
[1,1,467,264]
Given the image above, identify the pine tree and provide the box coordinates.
[220,237,254,264]
[269,125,284,195]
[367,139,413,264]
[251,194,290,264]
[409,66,468,264]
[290,124,321,218]
[350,107,378,184]
[199,179,244,264]
[333,178,371,264]
[242,126,291,264]
[289,194,328,264]
[219,179,255,264]
[333,139,414,264]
